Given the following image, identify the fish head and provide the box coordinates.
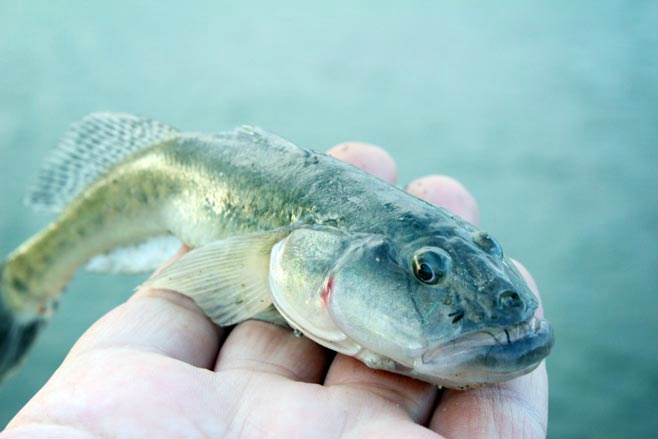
[401,217,553,388]
[270,221,553,388]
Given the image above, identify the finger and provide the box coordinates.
[431,365,548,439]
[67,246,222,369]
[214,320,330,383]
[406,175,480,225]
[430,263,549,439]
[328,142,397,184]
[323,354,438,425]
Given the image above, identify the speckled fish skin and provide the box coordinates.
[0,114,553,387]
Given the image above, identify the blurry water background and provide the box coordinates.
[0,1,656,437]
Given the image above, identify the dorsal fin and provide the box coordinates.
[26,112,180,212]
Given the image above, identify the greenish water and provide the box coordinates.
[1,2,656,437]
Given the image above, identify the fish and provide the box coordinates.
[0,112,554,389]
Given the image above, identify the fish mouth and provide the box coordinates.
[419,317,554,386]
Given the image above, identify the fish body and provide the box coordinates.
[0,113,553,388]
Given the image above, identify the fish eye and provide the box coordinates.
[412,247,450,285]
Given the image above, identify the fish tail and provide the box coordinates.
[0,113,182,381]
[0,261,47,381]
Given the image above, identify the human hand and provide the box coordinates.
[1,142,548,438]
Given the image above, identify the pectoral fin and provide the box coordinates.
[144,230,288,326]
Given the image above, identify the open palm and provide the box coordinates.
[2,143,548,439]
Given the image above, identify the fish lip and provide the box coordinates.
[421,317,554,376]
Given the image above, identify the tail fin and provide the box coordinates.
[0,263,46,380]
[0,112,180,379]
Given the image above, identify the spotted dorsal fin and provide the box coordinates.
[26,112,180,212]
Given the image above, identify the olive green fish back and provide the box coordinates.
[26,112,180,212]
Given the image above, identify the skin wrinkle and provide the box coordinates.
[225,376,331,438]
[334,411,349,439]
[69,293,220,369]
[484,387,542,439]
[325,356,437,423]
[481,382,547,435]
[100,352,214,437]
[216,321,330,383]
[131,287,202,315]
[342,413,435,439]
[433,365,548,438]
[323,357,439,431]
[219,359,307,382]
[21,357,124,437]
[208,371,252,438]
[333,379,436,425]
[328,387,389,439]
[11,379,107,439]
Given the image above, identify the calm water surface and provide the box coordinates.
[1,2,656,437]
